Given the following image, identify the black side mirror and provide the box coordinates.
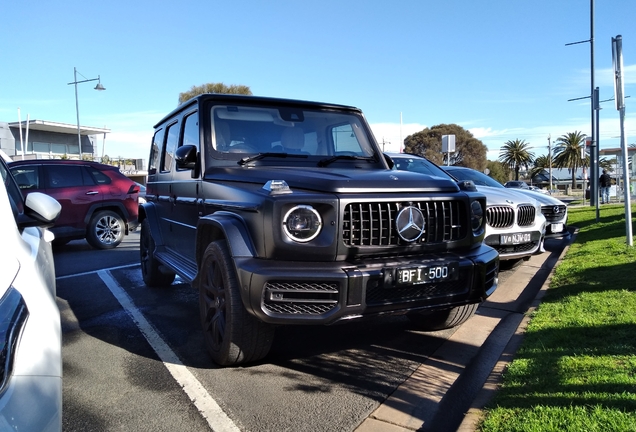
[175,145,198,171]
[383,153,394,169]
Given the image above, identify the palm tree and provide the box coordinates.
[553,131,587,189]
[498,139,535,180]
[599,157,615,172]
[528,155,550,180]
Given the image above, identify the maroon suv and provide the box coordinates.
[9,159,139,249]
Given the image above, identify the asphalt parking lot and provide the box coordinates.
[55,233,571,432]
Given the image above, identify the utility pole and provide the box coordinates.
[593,87,600,222]
[612,35,633,246]
[565,0,596,206]
[548,134,553,193]
[590,0,597,207]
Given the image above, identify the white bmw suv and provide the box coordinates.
[387,154,546,262]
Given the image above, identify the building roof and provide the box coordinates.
[8,120,110,136]
[599,147,636,156]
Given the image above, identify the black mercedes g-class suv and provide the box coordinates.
[139,94,499,366]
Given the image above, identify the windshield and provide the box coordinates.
[210,105,376,159]
[391,156,452,179]
[445,168,504,188]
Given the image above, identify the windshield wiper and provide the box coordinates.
[238,152,309,166]
[317,154,377,167]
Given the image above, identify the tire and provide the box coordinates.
[86,210,125,249]
[407,303,479,331]
[52,238,70,248]
[140,219,175,287]
[197,240,274,366]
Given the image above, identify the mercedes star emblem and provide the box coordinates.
[395,206,426,242]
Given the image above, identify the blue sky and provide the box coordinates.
[2,0,635,162]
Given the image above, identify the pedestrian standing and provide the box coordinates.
[599,169,612,204]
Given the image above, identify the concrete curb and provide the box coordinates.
[456,229,577,431]
[355,231,577,432]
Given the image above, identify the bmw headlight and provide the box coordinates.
[283,205,322,242]
[470,200,484,233]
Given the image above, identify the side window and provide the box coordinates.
[148,128,165,175]
[2,160,25,218]
[161,122,179,172]
[182,111,199,150]
[9,166,40,190]
[45,165,83,188]
[86,166,111,185]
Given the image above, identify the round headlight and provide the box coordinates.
[283,205,322,242]
[470,200,484,232]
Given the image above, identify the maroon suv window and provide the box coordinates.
[87,166,112,185]
[46,165,83,188]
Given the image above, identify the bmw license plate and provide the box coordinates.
[551,223,563,233]
[500,232,532,245]
[396,262,459,286]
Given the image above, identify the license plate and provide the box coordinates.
[551,223,563,233]
[500,232,532,245]
[396,262,459,286]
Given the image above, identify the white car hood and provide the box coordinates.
[476,185,540,207]
[513,189,566,206]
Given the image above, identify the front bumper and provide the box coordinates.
[544,221,569,238]
[234,244,499,325]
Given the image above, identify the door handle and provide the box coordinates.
[86,191,99,195]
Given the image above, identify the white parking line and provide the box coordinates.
[97,270,240,432]
[56,263,140,280]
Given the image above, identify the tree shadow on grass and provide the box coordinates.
[488,321,636,412]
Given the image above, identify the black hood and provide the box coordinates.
[206,167,460,193]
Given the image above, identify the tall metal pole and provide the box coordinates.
[548,134,552,193]
[73,67,82,160]
[612,35,633,246]
[589,0,596,207]
[594,87,600,222]
[68,68,105,160]
[618,106,632,245]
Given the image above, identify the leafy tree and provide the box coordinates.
[498,139,534,181]
[486,160,509,184]
[403,124,488,170]
[178,82,252,104]
[553,131,587,189]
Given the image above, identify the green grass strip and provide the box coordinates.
[478,204,636,431]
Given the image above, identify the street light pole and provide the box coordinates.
[565,0,596,205]
[68,67,105,159]
[548,134,552,193]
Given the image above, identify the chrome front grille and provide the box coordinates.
[486,206,514,228]
[342,200,466,247]
[542,205,566,222]
[517,205,536,227]
[487,204,535,228]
